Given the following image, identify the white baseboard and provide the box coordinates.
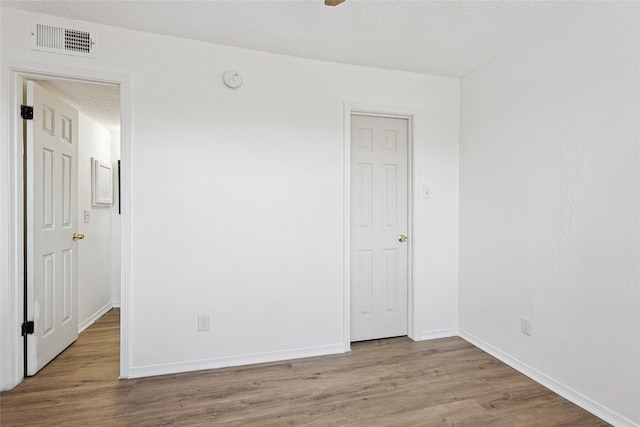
[418,328,458,341]
[78,302,116,333]
[127,343,346,379]
[459,329,637,427]
[110,300,121,308]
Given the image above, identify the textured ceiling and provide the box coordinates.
[3,0,585,77]
[36,80,121,132]
[2,0,587,130]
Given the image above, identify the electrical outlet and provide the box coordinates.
[521,317,532,336]
[197,314,210,332]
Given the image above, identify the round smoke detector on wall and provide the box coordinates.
[223,71,242,89]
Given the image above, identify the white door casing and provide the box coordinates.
[2,64,129,391]
[350,114,409,341]
[25,80,79,375]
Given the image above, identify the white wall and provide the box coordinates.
[0,7,459,385]
[459,3,639,425]
[77,112,114,330]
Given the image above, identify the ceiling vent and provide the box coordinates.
[31,23,96,58]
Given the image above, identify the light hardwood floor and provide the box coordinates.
[1,309,608,426]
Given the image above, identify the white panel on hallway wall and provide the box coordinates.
[92,158,113,207]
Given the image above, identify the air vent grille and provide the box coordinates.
[36,24,64,50]
[31,23,95,58]
[65,29,92,54]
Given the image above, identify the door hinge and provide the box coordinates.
[21,321,34,336]
[21,105,34,120]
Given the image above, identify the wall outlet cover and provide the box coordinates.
[521,317,532,336]
[197,314,210,332]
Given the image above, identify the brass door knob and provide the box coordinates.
[72,232,85,241]
[398,234,408,243]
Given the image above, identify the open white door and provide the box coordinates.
[25,80,79,375]
[350,114,409,341]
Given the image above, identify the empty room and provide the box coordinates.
[0,1,638,426]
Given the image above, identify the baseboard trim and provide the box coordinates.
[418,328,458,341]
[458,329,637,427]
[127,343,346,379]
[78,302,115,333]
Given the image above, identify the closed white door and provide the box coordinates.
[350,114,409,342]
[25,80,79,375]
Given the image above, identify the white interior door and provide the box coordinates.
[350,114,409,342]
[25,80,79,375]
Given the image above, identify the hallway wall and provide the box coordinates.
[77,112,116,331]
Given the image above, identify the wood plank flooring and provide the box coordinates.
[1,309,608,426]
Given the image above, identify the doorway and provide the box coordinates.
[23,78,121,375]
[346,108,414,344]
[2,64,131,389]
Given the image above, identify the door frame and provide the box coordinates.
[1,61,131,389]
[343,101,422,350]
